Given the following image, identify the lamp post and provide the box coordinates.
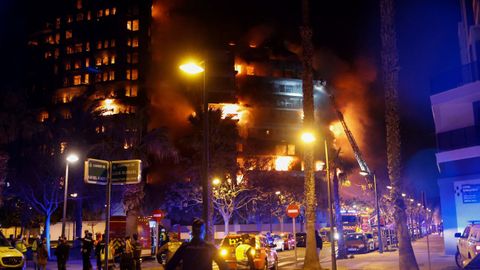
[62,153,79,238]
[360,171,384,253]
[179,61,214,240]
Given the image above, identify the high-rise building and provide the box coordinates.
[27,0,152,154]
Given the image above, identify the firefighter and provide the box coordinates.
[81,232,94,270]
[132,233,142,270]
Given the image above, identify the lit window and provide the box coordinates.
[75,43,83,53]
[103,72,108,81]
[110,55,115,64]
[132,19,139,31]
[126,70,131,80]
[54,49,59,59]
[67,15,73,23]
[96,57,101,66]
[125,85,138,97]
[132,52,139,63]
[66,30,73,39]
[60,142,67,154]
[287,144,295,155]
[66,46,73,54]
[131,69,138,80]
[76,0,82,9]
[86,42,90,51]
[127,53,131,63]
[127,38,131,46]
[44,51,51,59]
[97,10,103,17]
[95,73,102,82]
[105,9,110,16]
[56,18,61,29]
[127,21,132,30]
[97,41,102,49]
[96,126,105,133]
[132,37,139,47]
[62,110,72,119]
[85,58,90,67]
[111,39,116,47]
[55,33,60,44]
[104,40,109,48]
[39,111,49,122]
[102,56,109,65]
[112,7,116,15]
[74,75,81,85]
[246,66,254,75]
[84,73,89,84]
[77,13,84,21]
[109,71,115,80]
[65,62,71,70]
[74,60,81,69]
[87,11,91,20]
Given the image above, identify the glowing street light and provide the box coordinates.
[212,178,221,186]
[70,193,78,198]
[179,59,213,240]
[402,193,406,197]
[301,131,316,144]
[275,191,281,195]
[386,185,393,190]
[179,62,204,74]
[62,153,79,238]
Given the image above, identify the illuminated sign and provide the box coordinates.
[462,184,480,204]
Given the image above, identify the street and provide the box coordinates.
[44,234,458,270]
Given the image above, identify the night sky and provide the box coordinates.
[0,0,463,206]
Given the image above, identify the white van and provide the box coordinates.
[455,222,480,269]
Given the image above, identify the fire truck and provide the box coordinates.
[341,211,372,234]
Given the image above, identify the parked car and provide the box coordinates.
[219,233,278,270]
[295,232,307,247]
[345,233,376,253]
[271,233,295,251]
[455,222,480,269]
[0,232,25,270]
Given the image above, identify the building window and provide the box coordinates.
[86,42,90,51]
[103,72,108,81]
[102,56,109,65]
[56,18,61,29]
[85,58,90,67]
[60,142,68,154]
[54,49,59,59]
[97,10,103,17]
[110,55,116,64]
[97,41,102,49]
[474,101,480,125]
[76,13,84,21]
[66,30,73,39]
[73,75,81,85]
[127,19,139,31]
[112,7,116,15]
[87,11,91,20]
[104,40,109,48]
[111,39,116,47]
[39,111,49,122]
[63,77,69,87]
[76,0,82,9]
[65,62,71,70]
[96,126,105,133]
[109,71,115,80]
[67,15,73,23]
[287,144,295,155]
[84,73,89,84]
[96,57,101,66]
[95,73,102,82]
[128,37,139,47]
[105,9,110,16]
[66,46,73,54]
[55,33,60,44]
[54,65,58,74]
[75,43,83,53]
[125,85,138,97]
[246,66,255,75]
[74,60,81,69]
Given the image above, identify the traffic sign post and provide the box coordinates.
[83,158,142,270]
[287,204,300,265]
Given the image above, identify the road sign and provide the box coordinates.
[152,209,165,221]
[84,158,109,185]
[286,204,300,218]
[111,160,141,185]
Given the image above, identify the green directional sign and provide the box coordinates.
[84,158,109,185]
[111,160,141,185]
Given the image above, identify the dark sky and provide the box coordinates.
[1,0,462,205]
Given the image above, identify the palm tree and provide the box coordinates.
[300,0,322,268]
[380,0,419,268]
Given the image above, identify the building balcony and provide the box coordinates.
[431,61,480,95]
[437,125,480,152]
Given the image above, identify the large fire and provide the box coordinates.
[274,156,295,171]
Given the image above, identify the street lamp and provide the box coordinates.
[62,153,79,238]
[359,171,384,253]
[212,178,221,186]
[179,60,213,240]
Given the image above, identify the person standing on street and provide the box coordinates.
[166,218,228,270]
[132,233,142,270]
[31,235,40,270]
[55,236,71,270]
[37,237,48,270]
[235,235,255,270]
[120,236,134,270]
[14,235,27,268]
[81,232,94,270]
[315,230,323,259]
[94,234,105,270]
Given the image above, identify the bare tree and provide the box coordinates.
[380,0,419,268]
